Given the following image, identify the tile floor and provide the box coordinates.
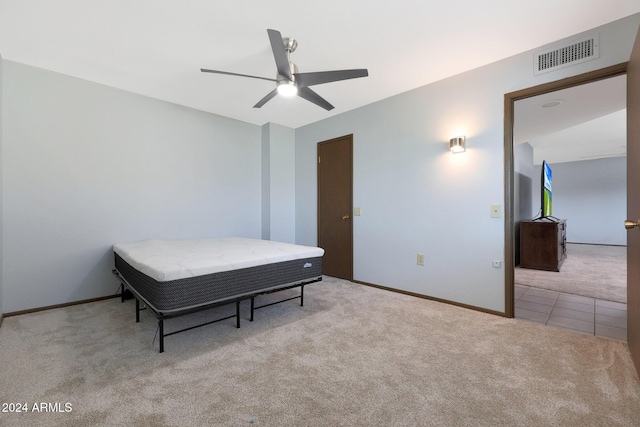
[515,284,627,341]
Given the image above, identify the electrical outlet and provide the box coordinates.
[417,253,425,266]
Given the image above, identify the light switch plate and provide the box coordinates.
[490,204,503,218]
[354,207,361,216]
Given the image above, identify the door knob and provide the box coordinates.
[625,219,640,229]
[342,215,350,220]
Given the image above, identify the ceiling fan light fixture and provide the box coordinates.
[277,80,298,97]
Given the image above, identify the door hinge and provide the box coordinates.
[318,156,321,164]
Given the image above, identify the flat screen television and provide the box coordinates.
[541,160,552,217]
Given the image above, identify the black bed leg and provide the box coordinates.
[135,298,140,323]
[250,297,255,322]
[159,319,164,353]
[301,285,304,306]
[236,301,240,328]
[120,283,125,303]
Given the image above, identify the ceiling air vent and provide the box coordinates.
[534,34,599,75]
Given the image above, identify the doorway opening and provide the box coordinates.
[504,64,628,336]
[514,75,627,339]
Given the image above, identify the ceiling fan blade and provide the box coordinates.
[297,87,334,111]
[253,89,278,108]
[200,68,276,83]
[267,29,293,80]
[295,69,368,87]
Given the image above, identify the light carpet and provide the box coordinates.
[0,276,639,426]
[515,243,627,303]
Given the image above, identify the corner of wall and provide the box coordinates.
[261,124,271,240]
[260,122,296,243]
[514,142,535,265]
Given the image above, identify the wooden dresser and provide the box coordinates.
[519,219,567,272]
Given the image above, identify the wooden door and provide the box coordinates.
[627,25,640,374]
[318,135,353,280]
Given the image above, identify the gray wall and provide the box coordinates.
[2,61,262,313]
[532,157,627,245]
[514,143,535,264]
[295,14,640,312]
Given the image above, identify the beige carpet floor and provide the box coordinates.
[1,276,639,426]
[515,243,627,303]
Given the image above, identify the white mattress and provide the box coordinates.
[113,237,325,282]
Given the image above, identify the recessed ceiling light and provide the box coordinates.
[540,99,563,108]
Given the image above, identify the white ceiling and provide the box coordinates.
[1,1,639,129]
[514,75,627,164]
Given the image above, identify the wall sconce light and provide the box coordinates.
[450,136,466,154]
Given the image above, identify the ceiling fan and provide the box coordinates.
[201,29,368,111]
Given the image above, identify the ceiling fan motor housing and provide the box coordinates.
[280,62,298,81]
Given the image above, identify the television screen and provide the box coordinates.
[542,160,552,217]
